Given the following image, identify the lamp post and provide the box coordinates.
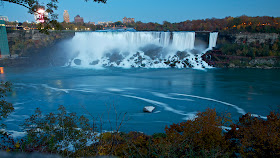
[35,8,47,23]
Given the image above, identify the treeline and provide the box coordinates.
[6,15,280,33]
[135,16,280,33]
[58,15,280,33]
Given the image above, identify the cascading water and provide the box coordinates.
[208,32,219,49]
[66,31,218,69]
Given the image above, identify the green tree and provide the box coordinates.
[0,81,13,129]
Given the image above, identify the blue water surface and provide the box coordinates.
[1,67,280,135]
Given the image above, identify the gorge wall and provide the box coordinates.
[204,32,280,68]
[2,30,280,68]
[7,30,75,56]
[218,32,279,45]
[0,30,75,67]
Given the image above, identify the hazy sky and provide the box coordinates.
[1,0,280,23]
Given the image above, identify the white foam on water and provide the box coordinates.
[183,112,198,120]
[151,92,194,101]
[106,88,124,92]
[154,111,161,113]
[13,102,25,106]
[251,114,267,119]
[42,84,70,93]
[14,83,38,89]
[122,94,195,120]
[66,31,218,69]
[0,129,27,138]
[171,93,246,115]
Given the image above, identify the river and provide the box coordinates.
[1,67,279,136]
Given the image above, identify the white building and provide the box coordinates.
[97,21,113,25]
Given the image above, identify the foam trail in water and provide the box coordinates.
[14,83,39,89]
[106,88,124,92]
[42,84,70,93]
[151,92,194,101]
[0,129,26,138]
[251,114,267,119]
[184,112,198,120]
[170,93,246,115]
[122,94,197,120]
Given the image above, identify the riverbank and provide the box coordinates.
[0,30,75,67]
[202,50,280,69]
[0,57,31,67]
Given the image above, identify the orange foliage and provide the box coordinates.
[164,108,231,157]
[226,112,280,157]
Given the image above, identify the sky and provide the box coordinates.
[1,0,280,23]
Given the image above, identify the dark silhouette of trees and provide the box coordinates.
[132,16,280,33]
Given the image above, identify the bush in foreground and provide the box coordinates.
[1,106,280,157]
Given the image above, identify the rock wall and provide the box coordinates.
[7,30,75,56]
[0,30,75,67]
[218,33,279,45]
[234,33,279,44]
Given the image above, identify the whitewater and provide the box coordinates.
[66,31,218,69]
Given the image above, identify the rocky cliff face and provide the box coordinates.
[218,33,279,45]
[234,33,279,44]
[202,51,280,69]
[7,30,75,56]
[204,32,280,68]
[0,30,75,67]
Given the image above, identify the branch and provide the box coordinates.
[1,0,32,9]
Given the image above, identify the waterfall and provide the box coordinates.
[208,32,218,49]
[66,31,217,69]
[172,32,195,51]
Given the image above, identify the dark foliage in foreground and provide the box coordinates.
[1,105,280,157]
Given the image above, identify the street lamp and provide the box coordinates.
[34,8,47,23]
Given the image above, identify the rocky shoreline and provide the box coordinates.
[202,51,280,69]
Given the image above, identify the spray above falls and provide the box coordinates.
[66,31,218,69]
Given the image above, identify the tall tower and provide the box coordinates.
[63,10,70,23]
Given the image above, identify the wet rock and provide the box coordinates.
[143,106,155,113]
[89,60,99,65]
[74,59,81,65]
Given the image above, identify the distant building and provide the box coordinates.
[97,21,113,25]
[74,15,84,24]
[0,20,10,58]
[123,17,135,23]
[0,16,8,22]
[88,22,95,25]
[63,10,70,23]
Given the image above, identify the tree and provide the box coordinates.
[1,0,108,33]
[0,81,13,129]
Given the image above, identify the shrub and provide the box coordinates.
[164,108,231,157]
[226,112,280,157]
